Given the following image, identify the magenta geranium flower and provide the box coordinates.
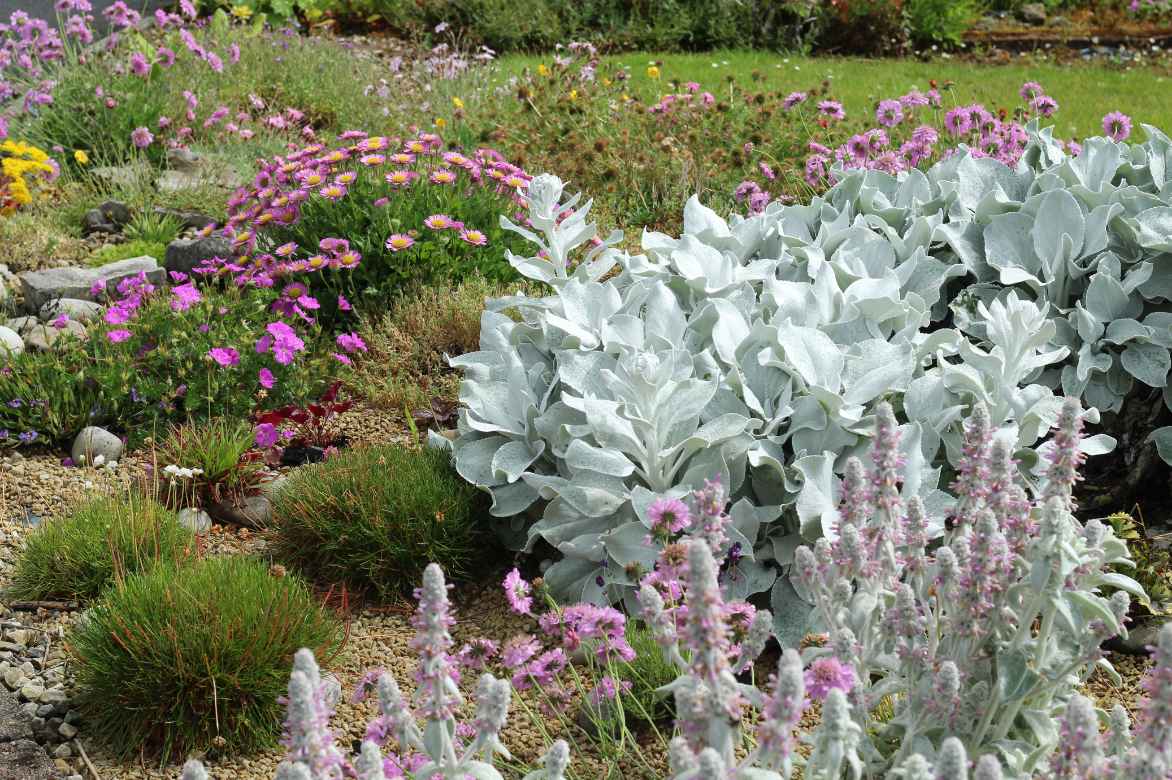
[106,329,132,343]
[336,332,367,353]
[254,422,278,448]
[258,368,275,389]
[208,347,240,367]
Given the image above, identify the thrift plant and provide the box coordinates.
[7,493,192,601]
[272,444,484,599]
[70,555,342,763]
[151,418,266,508]
[201,132,533,327]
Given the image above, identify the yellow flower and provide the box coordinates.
[230,4,252,19]
[73,150,90,165]
[568,89,578,101]
[621,93,631,102]
[646,65,660,80]
[452,96,465,110]
[537,63,549,77]
[602,78,612,86]
[434,117,447,129]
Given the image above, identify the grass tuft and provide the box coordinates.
[273,444,485,599]
[69,556,342,763]
[7,494,193,602]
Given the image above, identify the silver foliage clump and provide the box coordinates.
[439,134,1159,611]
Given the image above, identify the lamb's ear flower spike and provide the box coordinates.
[179,760,209,780]
[354,741,386,780]
[972,755,1003,780]
[522,739,570,780]
[894,753,933,780]
[1041,396,1084,511]
[1132,622,1172,765]
[1107,703,1132,759]
[934,737,968,780]
[274,764,313,780]
[1051,694,1105,780]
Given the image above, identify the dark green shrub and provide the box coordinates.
[616,625,677,726]
[70,556,342,762]
[905,0,980,46]
[273,444,483,598]
[7,494,193,602]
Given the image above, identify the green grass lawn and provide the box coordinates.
[492,50,1172,141]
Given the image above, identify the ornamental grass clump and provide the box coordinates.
[272,444,483,599]
[70,555,342,763]
[151,418,265,509]
[7,493,192,602]
[200,131,534,327]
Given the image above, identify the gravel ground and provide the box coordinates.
[0,409,1158,780]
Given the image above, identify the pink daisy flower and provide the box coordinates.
[386,233,415,252]
[459,229,487,246]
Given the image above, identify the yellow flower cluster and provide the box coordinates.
[1,139,54,214]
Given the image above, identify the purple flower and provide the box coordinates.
[503,568,533,615]
[106,329,132,343]
[803,656,856,701]
[335,332,367,354]
[258,368,275,389]
[648,497,691,538]
[875,99,904,127]
[782,91,808,110]
[1102,111,1132,142]
[817,100,845,120]
[208,347,240,367]
[1032,95,1059,117]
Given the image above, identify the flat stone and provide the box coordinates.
[154,206,216,230]
[164,236,233,274]
[4,317,37,337]
[51,743,71,759]
[71,427,123,467]
[239,495,272,526]
[0,739,54,780]
[57,722,77,740]
[19,256,163,313]
[18,682,43,702]
[0,690,34,742]
[22,321,87,352]
[81,209,116,236]
[1113,617,1169,655]
[166,147,202,173]
[97,200,132,227]
[39,298,103,323]
[38,688,67,706]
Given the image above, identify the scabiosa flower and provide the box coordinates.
[338,295,352,312]
[1020,81,1045,100]
[503,568,533,615]
[1103,111,1132,142]
[459,229,487,246]
[944,107,972,136]
[875,99,904,127]
[130,126,153,148]
[1032,95,1059,117]
[455,639,499,671]
[385,234,414,252]
[501,634,541,667]
[648,497,691,539]
[817,100,845,120]
[803,656,856,701]
[782,91,808,109]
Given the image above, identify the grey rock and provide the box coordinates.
[0,690,33,742]
[38,298,103,324]
[71,427,123,467]
[177,508,212,534]
[259,475,289,499]
[0,668,19,690]
[0,274,7,303]
[23,321,87,353]
[1019,2,1046,24]
[0,326,22,362]
[97,200,132,227]
[1115,617,1170,655]
[81,209,116,236]
[51,743,71,759]
[57,722,77,740]
[154,206,216,230]
[1049,14,1072,27]
[0,739,54,780]
[165,236,233,274]
[89,163,150,189]
[34,704,53,718]
[4,317,37,337]
[239,495,272,527]
[38,688,67,706]
[19,256,163,313]
[18,682,43,702]
[166,147,202,173]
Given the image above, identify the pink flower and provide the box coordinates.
[337,295,352,312]
[817,100,845,120]
[332,352,353,366]
[423,213,454,230]
[648,497,691,537]
[804,657,856,701]
[129,51,150,77]
[875,99,904,128]
[131,126,154,148]
[1102,111,1132,142]
[336,332,367,353]
[782,91,808,109]
[208,347,240,367]
[503,568,533,615]
[459,229,487,246]
[106,329,132,343]
[386,233,415,252]
[170,283,202,312]
[1019,81,1045,100]
[254,422,278,448]
[258,368,275,389]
